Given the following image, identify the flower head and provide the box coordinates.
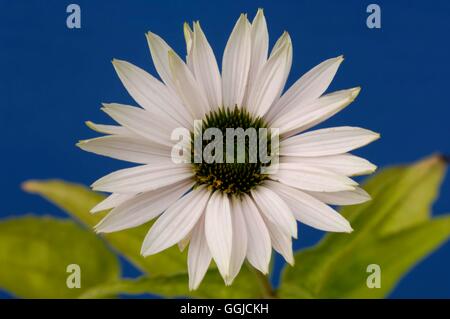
[78,9,379,290]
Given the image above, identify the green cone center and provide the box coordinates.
[191,106,271,195]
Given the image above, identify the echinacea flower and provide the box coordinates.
[78,9,379,290]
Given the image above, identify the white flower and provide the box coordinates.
[78,9,379,290]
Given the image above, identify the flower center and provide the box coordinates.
[191,106,271,195]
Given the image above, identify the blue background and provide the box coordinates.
[1,0,449,298]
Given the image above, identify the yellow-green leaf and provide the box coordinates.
[22,180,187,277]
[22,180,265,298]
[0,216,120,298]
[79,267,264,299]
[279,155,450,298]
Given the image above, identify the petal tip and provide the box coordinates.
[140,246,149,257]
[286,256,295,266]
[101,102,113,109]
[238,13,248,22]
[84,120,95,130]
[346,222,354,233]
[350,86,361,99]
[93,222,104,234]
[89,207,101,214]
[111,58,125,68]
[75,140,86,148]
[224,276,233,286]
[145,31,156,39]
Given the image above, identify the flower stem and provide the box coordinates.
[247,264,277,298]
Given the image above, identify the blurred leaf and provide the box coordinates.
[22,180,265,298]
[279,155,450,298]
[22,180,187,277]
[0,216,120,298]
[79,267,262,299]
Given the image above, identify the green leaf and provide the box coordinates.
[22,180,187,277]
[22,180,266,298]
[0,216,120,298]
[79,267,263,299]
[279,155,450,298]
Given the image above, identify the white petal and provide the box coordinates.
[266,180,353,232]
[251,186,297,238]
[247,37,291,117]
[188,214,212,290]
[306,187,371,206]
[241,194,271,274]
[280,126,380,157]
[85,121,133,136]
[205,192,233,280]
[102,103,174,147]
[168,50,210,120]
[178,231,192,252]
[281,154,377,176]
[90,193,135,213]
[91,162,193,194]
[222,14,251,108]
[95,179,194,233]
[268,32,293,104]
[112,59,192,128]
[271,88,360,137]
[272,163,358,192]
[242,9,268,105]
[267,55,344,122]
[226,197,248,285]
[270,31,290,57]
[146,32,179,92]
[183,22,194,72]
[141,187,210,256]
[77,135,171,164]
[250,8,268,75]
[192,22,222,110]
[262,216,294,265]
